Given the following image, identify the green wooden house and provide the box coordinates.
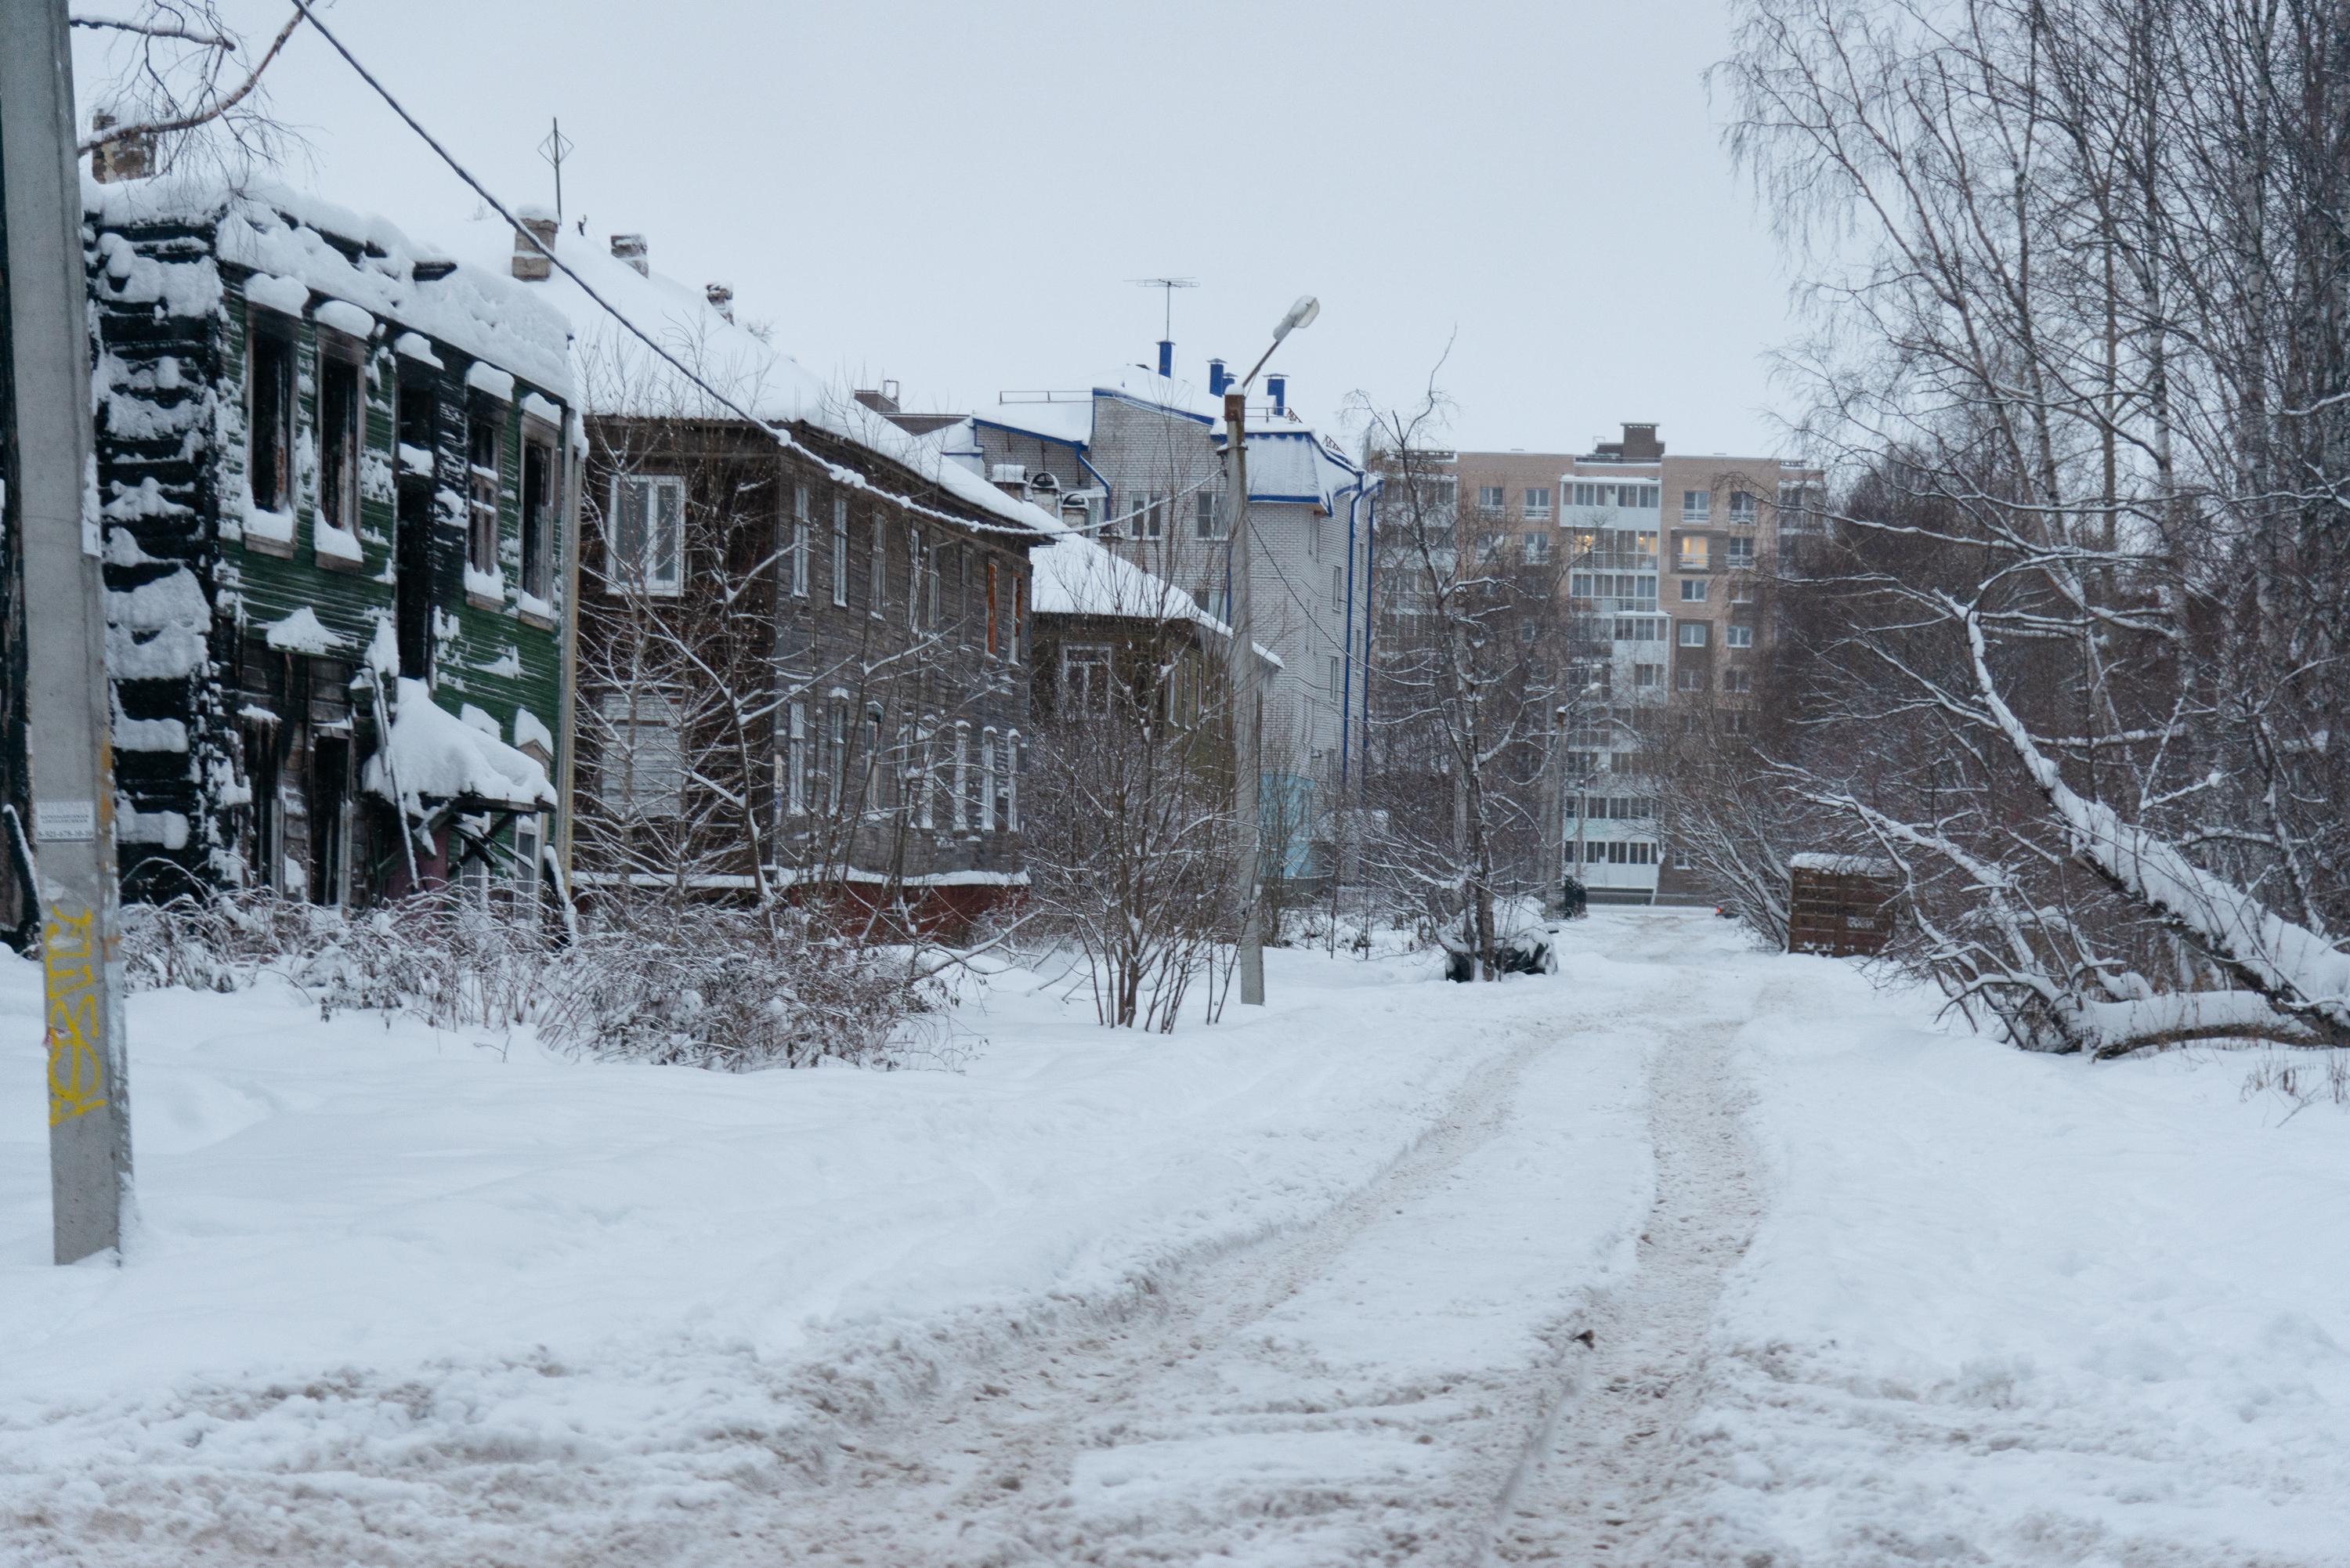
[21,174,582,911]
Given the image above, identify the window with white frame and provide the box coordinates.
[1676,664,1707,691]
[868,518,886,616]
[1723,667,1753,692]
[467,403,503,582]
[861,705,884,815]
[953,722,971,829]
[1726,623,1755,648]
[907,527,924,630]
[1477,484,1506,513]
[519,422,558,601]
[918,719,936,829]
[786,699,808,815]
[1728,490,1758,523]
[790,485,811,598]
[830,497,848,606]
[1730,578,1755,603]
[1678,535,1710,571]
[1134,492,1165,540]
[1681,489,1710,521]
[1061,644,1112,714]
[609,475,684,594]
[979,728,999,830]
[598,692,683,816]
[1725,535,1755,569]
[1196,490,1224,539]
[1633,663,1662,688]
[1522,486,1552,518]
[1330,565,1343,608]
[1003,731,1020,831]
[1679,620,1708,647]
[1524,532,1553,564]
[1680,578,1708,602]
[826,699,847,812]
[1327,654,1343,691]
[513,814,543,900]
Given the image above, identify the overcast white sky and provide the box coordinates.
[89,0,1799,458]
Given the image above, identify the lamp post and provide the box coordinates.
[1225,294,1318,1006]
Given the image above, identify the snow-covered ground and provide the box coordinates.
[3,911,2345,1566]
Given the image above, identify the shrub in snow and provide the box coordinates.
[117,891,949,1071]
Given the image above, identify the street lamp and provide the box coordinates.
[1224,295,1318,1006]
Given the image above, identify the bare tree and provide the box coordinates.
[1710,0,2350,1053]
[75,3,306,175]
[1355,378,1603,974]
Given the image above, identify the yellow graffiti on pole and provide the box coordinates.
[43,904,107,1128]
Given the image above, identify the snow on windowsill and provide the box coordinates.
[464,564,506,607]
[314,520,364,568]
[515,589,556,627]
[243,506,295,555]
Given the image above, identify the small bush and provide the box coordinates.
[118,889,950,1071]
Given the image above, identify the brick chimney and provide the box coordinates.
[609,233,648,276]
[510,207,558,281]
[1618,422,1664,461]
[88,111,155,184]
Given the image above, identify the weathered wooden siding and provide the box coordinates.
[78,208,572,905]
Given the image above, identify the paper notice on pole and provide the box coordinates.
[34,800,96,842]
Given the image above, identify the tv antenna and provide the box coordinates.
[1131,276,1198,340]
[538,117,575,225]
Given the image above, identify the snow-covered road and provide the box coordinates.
[6,911,2347,1566]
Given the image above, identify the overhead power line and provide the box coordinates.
[285,0,1043,540]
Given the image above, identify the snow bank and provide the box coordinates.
[1689,953,2350,1565]
[360,677,553,816]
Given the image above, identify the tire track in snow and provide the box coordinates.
[1484,982,1773,1566]
[772,1012,1599,1565]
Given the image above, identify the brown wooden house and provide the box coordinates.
[456,218,1055,932]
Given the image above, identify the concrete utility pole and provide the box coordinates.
[1223,295,1318,1007]
[1224,388,1264,1004]
[2,0,135,1263]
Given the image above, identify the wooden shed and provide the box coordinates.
[1787,853,1897,956]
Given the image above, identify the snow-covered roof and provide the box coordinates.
[1789,852,1896,877]
[970,398,1094,446]
[1242,428,1372,513]
[1029,533,1281,667]
[85,175,573,400]
[362,677,557,818]
[439,215,1060,540]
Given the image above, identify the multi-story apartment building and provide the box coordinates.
[1448,424,1819,903]
[935,348,1377,883]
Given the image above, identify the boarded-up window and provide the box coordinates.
[317,354,362,542]
[598,692,683,817]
